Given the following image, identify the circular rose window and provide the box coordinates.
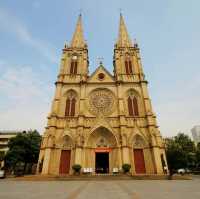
[88,89,115,116]
[98,73,105,80]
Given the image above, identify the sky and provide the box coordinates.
[0,0,200,137]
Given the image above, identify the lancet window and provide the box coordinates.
[128,96,139,116]
[70,55,78,75]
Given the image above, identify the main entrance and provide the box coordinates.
[95,152,109,173]
[59,150,71,174]
[134,149,146,174]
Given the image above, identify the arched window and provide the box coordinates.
[65,97,76,116]
[125,56,133,74]
[65,98,70,116]
[70,55,78,75]
[128,96,139,116]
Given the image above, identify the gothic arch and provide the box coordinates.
[58,130,75,148]
[124,53,133,74]
[86,126,118,148]
[128,127,148,147]
[132,134,147,148]
[63,89,78,98]
[63,89,78,117]
[61,135,74,148]
[70,54,78,75]
[124,88,143,117]
[47,135,55,147]
[125,88,140,98]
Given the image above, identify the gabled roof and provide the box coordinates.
[88,64,114,83]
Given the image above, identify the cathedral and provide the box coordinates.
[37,14,168,175]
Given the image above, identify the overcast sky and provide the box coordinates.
[0,0,199,137]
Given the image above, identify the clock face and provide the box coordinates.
[72,55,77,60]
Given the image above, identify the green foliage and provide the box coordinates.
[196,143,200,168]
[166,133,196,175]
[174,133,195,153]
[122,163,131,173]
[4,130,41,173]
[72,164,82,173]
[0,151,5,162]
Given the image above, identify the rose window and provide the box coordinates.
[88,89,115,116]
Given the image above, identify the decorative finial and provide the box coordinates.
[64,41,67,48]
[134,39,138,48]
[119,8,122,15]
[97,57,104,66]
[79,9,82,16]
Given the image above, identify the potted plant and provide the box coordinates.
[122,163,131,174]
[72,164,82,175]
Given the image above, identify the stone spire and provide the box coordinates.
[116,14,133,47]
[71,14,86,48]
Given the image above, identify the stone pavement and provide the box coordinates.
[0,176,200,199]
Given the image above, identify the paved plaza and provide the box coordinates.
[0,176,200,199]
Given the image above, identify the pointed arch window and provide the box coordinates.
[65,97,76,116]
[128,96,139,116]
[70,56,78,75]
[125,57,133,74]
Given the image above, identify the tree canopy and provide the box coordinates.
[5,130,41,173]
[166,133,197,175]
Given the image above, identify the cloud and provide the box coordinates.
[0,7,57,63]
[0,61,54,133]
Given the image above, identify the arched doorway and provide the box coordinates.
[133,135,146,174]
[59,135,73,174]
[87,127,118,174]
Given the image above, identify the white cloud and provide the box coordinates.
[0,7,57,63]
[0,62,54,133]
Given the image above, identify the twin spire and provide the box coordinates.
[117,13,133,47]
[70,13,133,48]
[70,14,86,48]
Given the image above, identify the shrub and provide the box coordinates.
[122,163,131,173]
[72,164,82,174]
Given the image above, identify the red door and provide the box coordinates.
[134,149,146,174]
[59,150,71,174]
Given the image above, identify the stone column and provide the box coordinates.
[42,148,51,174]
[75,147,82,165]
[121,127,130,165]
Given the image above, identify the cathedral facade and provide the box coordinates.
[37,14,168,175]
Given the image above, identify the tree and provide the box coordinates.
[0,151,5,169]
[0,151,5,162]
[166,133,196,176]
[4,130,41,174]
[195,143,200,168]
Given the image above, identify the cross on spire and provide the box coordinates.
[97,57,104,65]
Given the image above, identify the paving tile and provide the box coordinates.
[0,177,200,199]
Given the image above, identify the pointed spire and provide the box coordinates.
[71,14,86,48]
[116,13,133,47]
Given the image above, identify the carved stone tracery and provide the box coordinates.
[133,135,146,148]
[88,89,115,116]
